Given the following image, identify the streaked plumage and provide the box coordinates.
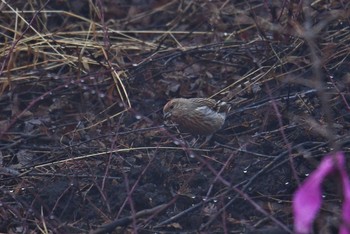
[163,98,230,136]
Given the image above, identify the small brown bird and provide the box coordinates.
[163,98,230,136]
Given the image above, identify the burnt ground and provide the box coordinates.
[0,1,350,233]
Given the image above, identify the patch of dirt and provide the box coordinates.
[0,0,350,233]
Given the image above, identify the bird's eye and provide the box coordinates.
[168,104,174,110]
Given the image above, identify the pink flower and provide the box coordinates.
[293,152,350,234]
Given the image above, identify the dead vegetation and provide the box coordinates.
[0,0,350,233]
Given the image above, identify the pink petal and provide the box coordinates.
[335,152,350,234]
[293,152,350,234]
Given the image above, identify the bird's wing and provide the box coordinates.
[190,98,217,109]
[195,106,217,116]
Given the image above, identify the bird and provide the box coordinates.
[163,98,230,136]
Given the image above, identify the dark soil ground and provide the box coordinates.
[0,1,350,233]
